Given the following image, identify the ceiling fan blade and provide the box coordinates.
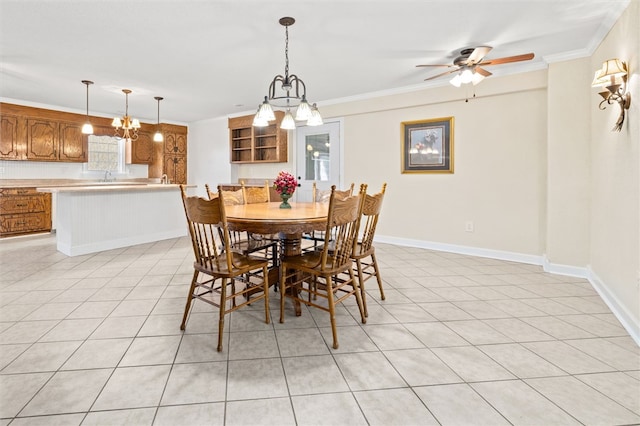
[467,46,492,64]
[416,64,455,68]
[424,68,460,81]
[479,53,535,66]
[474,66,492,77]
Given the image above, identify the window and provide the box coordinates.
[87,135,125,172]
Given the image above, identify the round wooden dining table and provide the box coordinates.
[224,201,328,256]
[225,201,329,315]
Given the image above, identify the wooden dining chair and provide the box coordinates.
[205,184,278,267]
[241,180,270,204]
[302,182,355,252]
[280,184,367,349]
[351,183,387,317]
[179,185,270,351]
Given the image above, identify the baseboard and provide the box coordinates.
[375,234,543,265]
[542,255,590,279]
[588,269,640,346]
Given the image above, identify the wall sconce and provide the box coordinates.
[592,59,631,132]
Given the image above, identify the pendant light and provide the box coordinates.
[153,96,164,142]
[253,17,323,129]
[81,80,94,135]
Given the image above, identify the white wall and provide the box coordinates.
[546,58,591,271]
[186,116,230,198]
[589,0,639,339]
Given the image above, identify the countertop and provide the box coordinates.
[36,183,188,193]
[0,178,162,189]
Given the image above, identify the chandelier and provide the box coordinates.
[253,17,323,130]
[112,89,140,141]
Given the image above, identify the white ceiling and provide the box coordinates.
[0,0,630,125]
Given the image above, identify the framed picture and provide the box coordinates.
[401,117,454,173]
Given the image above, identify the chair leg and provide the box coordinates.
[180,270,199,331]
[371,252,385,300]
[350,268,366,324]
[263,265,271,324]
[217,278,227,352]
[325,274,339,349]
[355,258,368,317]
[279,265,287,324]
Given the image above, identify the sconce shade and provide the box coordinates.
[601,59,627,78]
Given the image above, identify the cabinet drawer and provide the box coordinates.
[0,188,36,196]
[0,196,47,214]
[0,213,51,235]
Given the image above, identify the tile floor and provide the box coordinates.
[0,234,638,425]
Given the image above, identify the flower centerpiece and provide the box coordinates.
[273,170,297,209]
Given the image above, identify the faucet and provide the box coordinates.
[103,170,113,182]
[161,174,169,184]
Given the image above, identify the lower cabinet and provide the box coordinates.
[164,155,187,185]
[0,188,52,237]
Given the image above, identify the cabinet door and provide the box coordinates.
[164,155,187,184]
[131,131,154,164]
[0,114,22,160]
[26,119,57,161]
[164,132,187,155]
[59,122,87,162]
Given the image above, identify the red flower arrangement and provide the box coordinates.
[273,171,297,195]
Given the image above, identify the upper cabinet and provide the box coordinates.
[130,131,154,164]
[1,114,21,160]
[228,111,287,163]
[1,103,87,162]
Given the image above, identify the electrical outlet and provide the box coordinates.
[465,221,474,232]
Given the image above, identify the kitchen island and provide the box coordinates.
[37,183,194,256]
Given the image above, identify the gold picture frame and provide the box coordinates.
[401,117,454,173]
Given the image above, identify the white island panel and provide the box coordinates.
[40,184,193,256]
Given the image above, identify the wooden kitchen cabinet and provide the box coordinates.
[0,114,21,160]
[163,154,187,185]
[158,124,187,184]
[228,111,287,163]
[0,188,52,237]
[1,103,87,162]
[25,119,87,162]
[59,121,88,162]
[130,131,154,164]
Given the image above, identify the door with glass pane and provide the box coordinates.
[295,121,341,202]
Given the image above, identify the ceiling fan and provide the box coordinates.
[416,46,534,86]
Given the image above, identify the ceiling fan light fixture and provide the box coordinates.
[450,74,462,87]
[460,68,474,84]
[471,72,485,86]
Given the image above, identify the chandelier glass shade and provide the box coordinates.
[253,17,322,129]
[112,89,140,141]
[81,80,94,135]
